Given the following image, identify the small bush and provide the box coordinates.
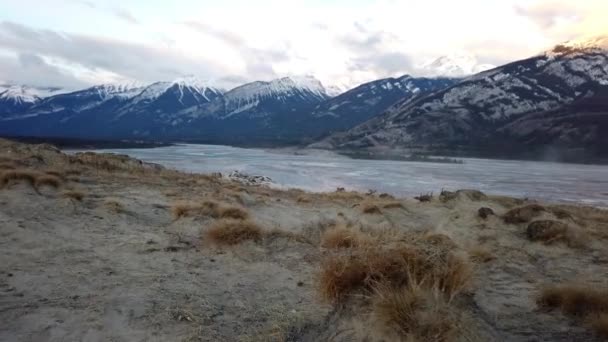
[503,204,546,224]
[205,219,262,246]
[62,190,85,201]
[360,202,381,214]
[478,207,495,219]
[171,200,222,220]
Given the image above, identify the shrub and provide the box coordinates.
[171,200,222,220]
[205,219,262,246]
[526,220,568,243]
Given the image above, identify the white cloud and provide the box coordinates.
[0,0,605,90]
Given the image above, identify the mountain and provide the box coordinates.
[0,84,65,118]
[317,36,608,161]
[419,53,495,77]
[300,75,458,136]
[0,76,333,144]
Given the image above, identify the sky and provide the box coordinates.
[0,0,606,90]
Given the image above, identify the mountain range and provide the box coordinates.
[316,36,608,162]
[1,37,607,162]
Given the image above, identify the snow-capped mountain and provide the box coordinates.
[302,75,457,134]
[419,53,495,78]
[318,36,608,161]
[0,84,65,117]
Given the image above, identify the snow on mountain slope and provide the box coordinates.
[320,36,608,154]
[221,76,330,117]
[420,52,495,77]
[132,76,223,104]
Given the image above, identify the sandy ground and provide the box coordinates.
[1,139,608,341]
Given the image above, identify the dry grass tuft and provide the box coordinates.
[104,199,125,213]
[589,313,608,339]
[360,201,382,214]
[381,201,404,209]
[538,284,608,338]
[372,284,458,342]
[218,205,249,220]
[62,190,85,201]
[34,175,63,190]
[503,204,546,224]
[537,284,608,317]
[317,246,471,303]
[297,195,312,204]
[171,200,223,220]
[0,169,38,188]
[320,226,370,249]
[0,162,16,170]
[205,219,263,246]
[526,220,587,248]
[468,246,495,263]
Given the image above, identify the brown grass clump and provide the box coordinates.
[205,219,262,246]
[537,284,608,338]
[171,200,222,220]
[62,190,85,201]
[0,170,38,188]
[381,201,404,209]
[34,175,62,190]
[297,195,312,204]
[468,247,495,263]
[360,201,382,214]
[372,284,458,342]
[320,226,370,249]
[526,220,568,243]
[104,199,125,213]
[503,204,546,224]
[589,313,608,338]
[537,284,608,316]
[218,205,249,220]
[317,246,471,303]
[0,163,16,170]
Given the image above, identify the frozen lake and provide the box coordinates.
[81,144,608,207]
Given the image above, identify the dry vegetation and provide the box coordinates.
[204,219,263,246]
[2,138,608,341]
[538,284,608,338]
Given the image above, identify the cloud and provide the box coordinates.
[0,53,88,89]
[0,21,225,88]
[111,7,139,25]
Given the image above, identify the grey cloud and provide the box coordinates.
[350,52,413,77]
[0,21,226,88]
[0,54,88,89]
[111,8,139,25]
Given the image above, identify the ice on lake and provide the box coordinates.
[79,144,608,207]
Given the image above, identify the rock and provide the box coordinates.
[526,220,568,242]
[504,204,546,224]
[478,207,495,219]
[228,170,272,186]
[415,193,433,202]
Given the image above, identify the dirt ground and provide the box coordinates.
[1,139,607,341]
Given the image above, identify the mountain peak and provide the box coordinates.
[419,52,495,77]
